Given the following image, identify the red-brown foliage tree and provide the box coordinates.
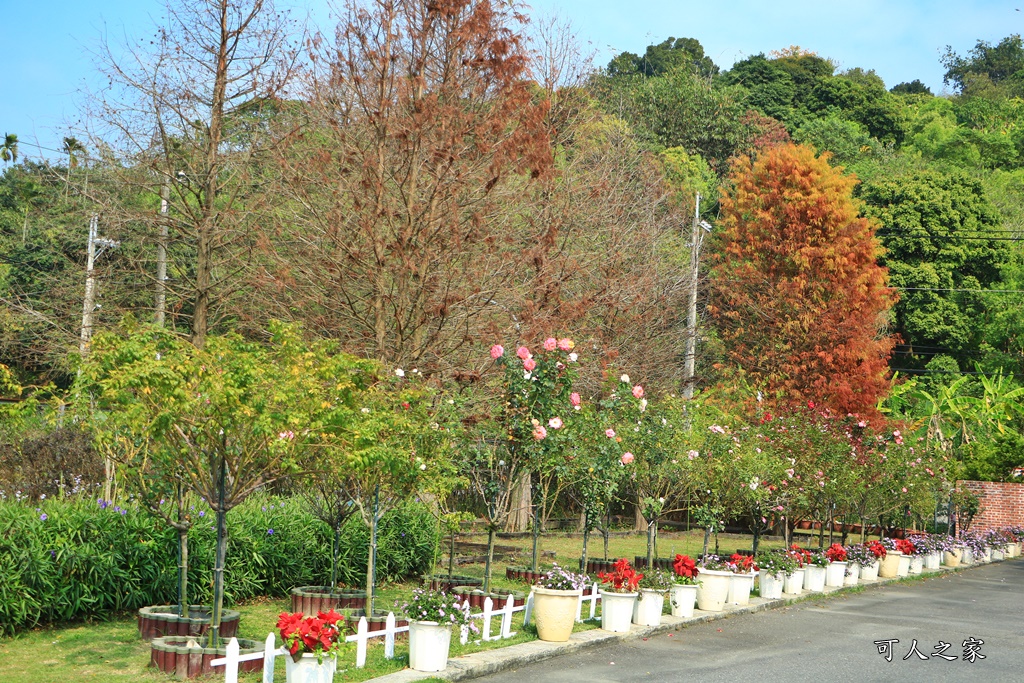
[709,143,897,418]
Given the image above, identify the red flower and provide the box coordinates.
[672,554,698,579]
[598,558,643,592]
[825,543,847,562]
[867,540,887,559]
[278,611,341,659]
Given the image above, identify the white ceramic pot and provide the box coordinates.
[943,549,962,567]
[982,547,992,562]
[908,555,924,575]
[532,587,582,642]
[783,568,805,594]
[962,548,974,565]
[284,653,337,683]
[825,562,847,587]
[879,552,902,578]
[861,560,880,580]
[408,621,452,672]
[896,553,911,577]
[599,591,637,632]
[695,570,733,612]
[632,589,665,626]
[669,584,697,618]
[804,565,826,592]
[844,562,860,586]
[727,573,754,605]
[758,570,785,599]
[992,548,1005,561]
[923,552,941,570]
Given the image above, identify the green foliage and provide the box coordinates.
[891,80,933,96]
[0,494,437,636]
[607,37,718,79]
[793,116,880,165]
[942,34,1024,96]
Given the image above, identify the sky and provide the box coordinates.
[3,0,1023,160]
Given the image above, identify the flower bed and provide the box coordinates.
[149,636,263,678]
[137,605,240,641]
[289,586,367,616]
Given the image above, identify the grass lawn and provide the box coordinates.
[0,528,844,682]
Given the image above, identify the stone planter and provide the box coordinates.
[290,587,366,617]
[727,573,754,605]
[895,553,911,577]
[669,584,697,617]
[861,560,880,581]
[599,590,637,632]
[758,570,785,600]
[783,568,805,594]
[696,569,734,611]
[138,605,240,641]
[878,551,902,578]
[632,589,665,626]
[150,636,262,679]
[408,621,452,672]
[804,565,826,592]
[908,555,924,575]
[427,575,482,592]
[285,652,337,683]
[923,552,941,570]
[825,562,847,587]
[962,548,974,565]
[992,548,1005,561]
[844,562,861,586]
[531,587,581,642]
[943,549,962,567]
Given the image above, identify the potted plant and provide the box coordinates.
[783,545,811,594]
[633,569,672,626]
[824,543,848,587]
[597,558,641,632]
[669,554,699,617]
[401,588,473,672]
[878,538,904,578]
[695,555,733,612]
[727,554,758,605]
[532,564,588,642]
[803,550,829,592]
[842,544,873,586]
[754,549,794,600]
[277,609,344,683]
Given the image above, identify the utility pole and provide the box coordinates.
[683,193,712,399]
[155,178,170,326]
[80,214,119,355]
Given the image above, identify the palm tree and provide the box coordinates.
[0,133,18,166]
[62,137,85,198]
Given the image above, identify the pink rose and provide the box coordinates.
[523,357,537,372]
[533,424,547,441]
[490,344,504,360]
[557,338,574,351]
[548,417,563,430]
[516,346,531,360]
[620,452,634,464]
[570,392,581,407]
[605,428,616,438]
[543,337,557,351]
[632,385,644,399]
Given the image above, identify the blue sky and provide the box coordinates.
[3,0,1022,159]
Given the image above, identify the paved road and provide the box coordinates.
[479,560,1024,683]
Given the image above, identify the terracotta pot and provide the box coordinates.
[797,521,812,530]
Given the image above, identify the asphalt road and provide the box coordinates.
[478,560,1024,683]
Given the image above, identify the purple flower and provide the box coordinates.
[40,513,48,521]
[49,550,56,558]
[120,508,127,515]
[267,528,274,535]
[199,511,206,517]
[261,506,266,512]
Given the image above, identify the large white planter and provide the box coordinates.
[943,549,962,567]
[727,573,754,605]
[1010,542,1021,557]
[804,565,826,592]
[669,584,697,618]
[896,553,911,577]
[982,547,992,563]
[632,589,665,626]
[758,570,785,599]
[696,570,733,612]
[861,560,880,581]
[879,551,902,578]
[599,591,637,632]
[532,587,582,642]
[992,548,1005,561]
[783,568,805,594]
[908,555,924,575]
[844,562,861,586]
[923,552,941,570]
[408,621,452,672]
[961,548,974,565]
[825,562,847,587]
[284,653,337,683]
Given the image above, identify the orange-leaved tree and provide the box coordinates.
[709,143,897,418]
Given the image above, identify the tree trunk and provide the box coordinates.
[366,512,378,615]
[208,506,228,646]
[752,525,760,555]
[507,471,531,532]
[702,526,711,558]
[177,526,189,618]
[581,523,590,574]
[633,501,646,532]
[646,519,655,570]
[331,526,341,588]
[484,527,495,593]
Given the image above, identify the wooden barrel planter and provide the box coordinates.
[424,574,482,593]
[138,605,240,641]
[586,559,614,575]
[634,556,674,571]
[289,586,367,616]
[340,609,409,636]
[490,590,527,608]
[150,636,262,678]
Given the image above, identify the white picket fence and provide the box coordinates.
[210,586,607,683]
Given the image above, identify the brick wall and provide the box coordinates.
[958,480,1024,532]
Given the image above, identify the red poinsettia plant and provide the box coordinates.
[672,554,699,585]
[598,558,643,593]
[867,540,887,559]
[277,610,345,662]
[729,553,759,573]
[825,543,847,563]
[895,538,916,555]
[788,544,813,567]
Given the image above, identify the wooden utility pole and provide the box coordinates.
[683,194,709,399]
[155,179,170,326]
[80,214,119,355]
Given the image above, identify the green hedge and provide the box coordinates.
[0,494,438,635]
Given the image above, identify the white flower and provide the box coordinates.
[658,496,665,504]
[412,368,419,374]
[498,460,505,466]
[395,368,405,377]
[361,407,370,413]
[524,371,532,380]
[749,477,760,490]
[620,374,630,384]
[639,398,647,412]
[420,464,427,471]
[568,352,578,362]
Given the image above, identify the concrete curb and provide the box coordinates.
[366,558,1008,683]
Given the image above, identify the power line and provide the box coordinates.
[890,286,1024,293]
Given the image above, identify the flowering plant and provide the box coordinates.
[933,535,964,553]
[671,554,700,584]
[843,544,877,567]
[400,588,473,628]
[536,564,589,591]
[598,558,642,593]
[866,540,887,559]
[638,568,674,591]
[983,529,1009,550]
[754,549,797,574]
[729,553,759,573]
[824,543,847,563]
[959,530,987,555]
[698,554,733,572]
[804,549,830,568]
[881,537,916,555]
[787,544,813,567]
[907,534,938,554]
[277,610,344,662]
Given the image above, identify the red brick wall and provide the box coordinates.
[958,480,1024,532]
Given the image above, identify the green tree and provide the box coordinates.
[942,34,1024,96]
[0,134,17,166]
[607,37,718,79]
[890,80,933,96]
